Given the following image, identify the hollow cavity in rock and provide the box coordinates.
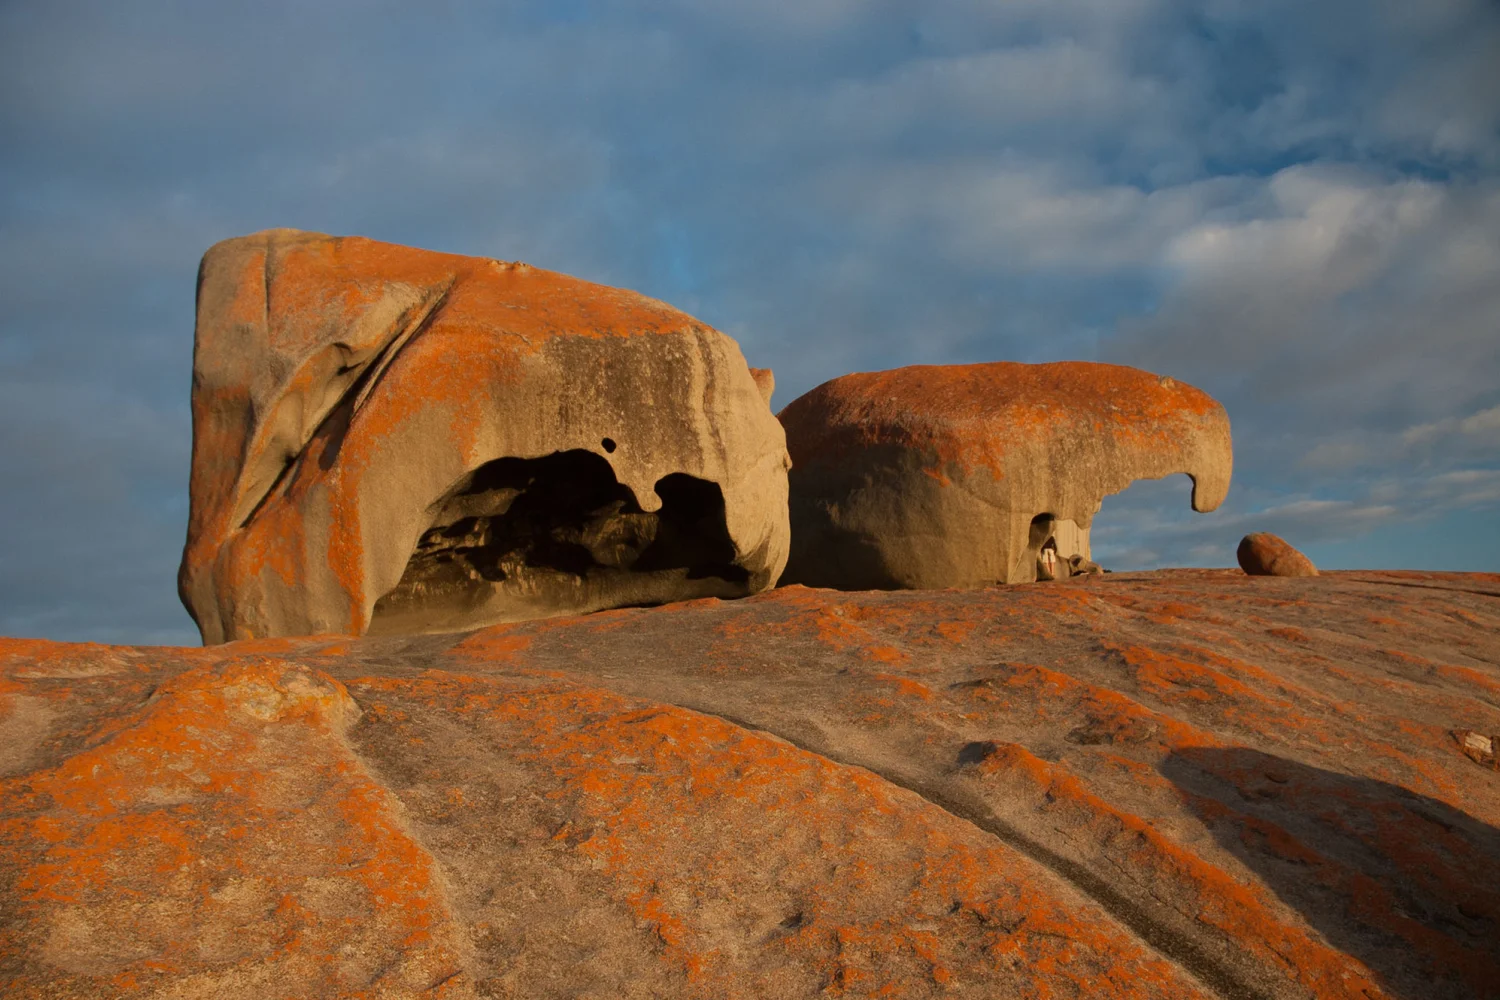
[1022,513,1100,583]
[369,449,749,635]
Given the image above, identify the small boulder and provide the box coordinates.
[1237,533,1318,577]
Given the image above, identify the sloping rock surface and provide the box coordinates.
[181,229,789,645]
[3,571,1499,999]
[777,362,1234,590]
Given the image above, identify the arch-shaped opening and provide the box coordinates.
[368,449,749,635]
[1016,512,1056,583]
[1019,512,1102,583]
[1089,473,1202,571]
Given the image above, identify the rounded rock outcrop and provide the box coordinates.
[1237,533,1318,577]
[777,362,1233,590]
[179,229,790,643]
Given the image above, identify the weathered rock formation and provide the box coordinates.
[1238,532,1319,577]
[777,362,1233,590]
[3,571,1498,998]
[179,230,790,644]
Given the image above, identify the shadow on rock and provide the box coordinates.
[1160,746,1500,1000]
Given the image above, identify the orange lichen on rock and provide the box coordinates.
[1179,746,1500,996]
[777,362,1233,590]
[180,229,790,644]
[780,363,1225,474]
[3,570,1498,999]
[0,661,470,998]
[961,740,1391,999]
[347,671,1211,999]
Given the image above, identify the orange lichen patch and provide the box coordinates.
[779,362,1225,482]
[951,660,1219,753]
[868,674,934,701]
[962,742,1391,1000]
[711,590,898,660]
[0,638,137,677]
[1437,663,1500,698]
[998,584,1106,620]
[1193,746,1500,919]
[1102,643,1481,806]
[449,627,535,665]
[710,587,1013,664]
[1107,642,1315,721]
[6,570,1500,997]
[933,620,976,644]
[220,491,314,604]
[182,229,790,643]
[1180,760,1500,997]
[861,645,909,666]
[1138,600,1201,622]
[351,671,1209,999]
[0,661,468,998]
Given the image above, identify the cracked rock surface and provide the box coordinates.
[3,570,1499,999]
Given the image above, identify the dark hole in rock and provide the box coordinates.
[957,740,1001,766]
[601,437,617,453]
[369,449,749,635]
[1016,512,1057,582]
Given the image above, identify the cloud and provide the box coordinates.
[0,0,1497,642]
[1402,405,1500,449]
[812,160,1247,275]
[1111,168,1500,502]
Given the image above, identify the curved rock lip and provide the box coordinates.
[3,570,1498,999]
[777,362,1233,590]
[179,229,790,644]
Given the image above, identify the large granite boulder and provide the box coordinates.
[3,570,1498,998]
[179,230,790,644]
[777,362,1233,590]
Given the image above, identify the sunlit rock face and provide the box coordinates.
[776,362,1233,590]
[179,229,790,644]
[4,571,1498,999]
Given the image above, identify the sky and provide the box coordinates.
[1,0,1497,645]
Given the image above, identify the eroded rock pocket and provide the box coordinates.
[370,449,749,634]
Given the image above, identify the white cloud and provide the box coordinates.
[1161,166,1445,312]
[1120,169,1500,426]
[814,161,1250,273]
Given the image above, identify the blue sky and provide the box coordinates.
[2,0,1497,644]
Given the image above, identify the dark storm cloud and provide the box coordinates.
[1,0,1496,642]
